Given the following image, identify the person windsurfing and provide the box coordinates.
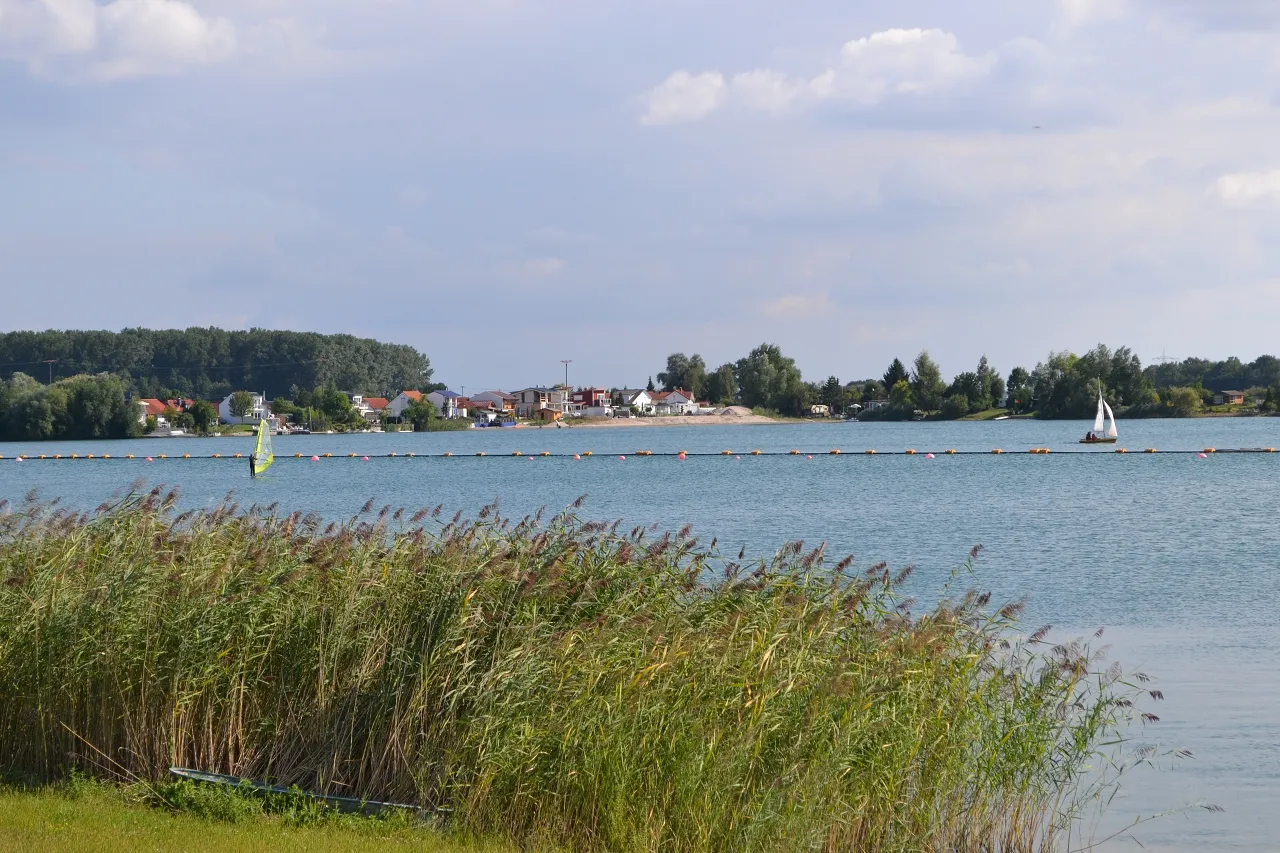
[249,451,258,477]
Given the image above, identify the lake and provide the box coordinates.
[3,417,1279,850]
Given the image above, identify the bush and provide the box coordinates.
[940,394,970,420]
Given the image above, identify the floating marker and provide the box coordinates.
[806,455,813,460]
[619,455,626,461]
[789,449,800,455]
[541,451,551,456]
[905,449,916,455]
[311,455,320,461]
[677,452,686,461]
[992,449,1004,454]
[735,456,741,461]
[233,453,242,459]
[145,457,153,462]
[212,453,221,458]
[512,451,522,456]
[443,452,453,457]
[750,450,762,456]
[1145,448,1157,454]
[574,454,582,461]
[583,451,593,457]
[1199,453,1207,458]
[13,457,21,463]
[348,453,357,458]
[721,450,732,456]
[1116,448,1127,454]
[362,456,369,461]
[926,453,935,459]
[865,450,876,455]
[527,456,533,461]
[945,449,957,455]
[829,449,841,455]
[323,453,332,458]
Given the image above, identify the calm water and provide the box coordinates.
[3,418,1279,850]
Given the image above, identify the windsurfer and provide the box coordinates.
[249,453,258,477]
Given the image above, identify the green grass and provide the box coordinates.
[960,408,1013,421]
[0,780,510,853]
[0,491,1156,852]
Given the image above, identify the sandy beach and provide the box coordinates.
[528,407,810,429]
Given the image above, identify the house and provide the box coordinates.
[385,390,423,419]
[218,391,269,425]
[137,398,169,424]
[351,395,389,424]
[1214,390,1247,406]
[471,390,517,412]
[863,399,890,412]
[426,389,464,418]
[614,389,655,414]
[650,389,700,415]
[457,398,497,422]
[513,387,569,418]
[809,404,830,417]
[572,387,611,409]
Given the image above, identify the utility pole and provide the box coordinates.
[560,359,572,388]
[42,359,57,385]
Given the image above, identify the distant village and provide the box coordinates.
[135,385,815,435]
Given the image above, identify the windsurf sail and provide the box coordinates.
[253,418,274,474]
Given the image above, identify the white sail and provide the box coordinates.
[1093,394,1105,433]
[1103,401,1118,438]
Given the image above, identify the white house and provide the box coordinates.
[652,389,700,415]
[615,389,655,414]
[218,391,269,425]
[351,395,389,424]
[385,390,423,419]
[427,389,464,418]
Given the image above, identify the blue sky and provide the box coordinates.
[2,0,1279,391]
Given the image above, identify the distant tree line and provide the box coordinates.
[0,328,434,402]
[654,344,1280,420]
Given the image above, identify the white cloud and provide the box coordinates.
[641,70,725,125]
[1211,171,1280,205]
[641,28,993,124]
[0,0,235,81]
[763,292,832,317]
[521,257,566,277]
[1057,0,1129,31]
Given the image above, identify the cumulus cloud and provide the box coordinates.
[641,70,726,125]
[0,0,235,81]
[1211,171,1280,205]
[641,28,993,124]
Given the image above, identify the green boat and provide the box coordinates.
[168,767,443,817]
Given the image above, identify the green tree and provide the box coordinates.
[911,351,945,413]
[940,394,969,420]
[1164,386,1202,417]
[860,379,886,402]
[705,363,738,405]
[403,398,439,431]
[656,353,707,398]
[189,400,218,432]
[735,343,805,416]
[820,376,844,413]
[975,355,998,411]
[646,376,655,392]
[889,379,914,410]
[229,391,255,418]
[883,359,909,392]
[948,372,985,414]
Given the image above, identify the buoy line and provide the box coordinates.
[6,448,1277,461]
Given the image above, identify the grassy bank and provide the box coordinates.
[0,779,508,853]
[0,491,1151,852]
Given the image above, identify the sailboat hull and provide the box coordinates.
[1078,437,1117,444]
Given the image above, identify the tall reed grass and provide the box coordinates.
[0,488,1152,852]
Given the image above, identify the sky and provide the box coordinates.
[2,0,1280,391]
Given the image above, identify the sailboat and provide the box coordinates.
[251,417,274,475]
[1079,383,1118,444]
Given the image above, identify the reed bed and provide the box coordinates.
[0,488,1150,852]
